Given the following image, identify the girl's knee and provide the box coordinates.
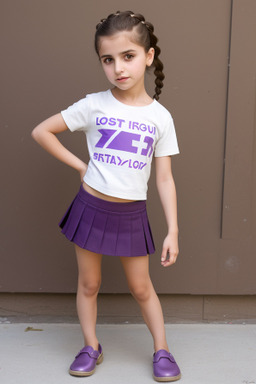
[130,281,152,302]
[78,278,101,297]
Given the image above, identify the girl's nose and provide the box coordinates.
[114,60,124,74]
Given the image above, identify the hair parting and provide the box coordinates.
[95,10,165,100]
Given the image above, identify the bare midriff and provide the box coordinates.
[82,182,136,203]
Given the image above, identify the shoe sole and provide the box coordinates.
[153,373,181,382]
[69,352,104,377]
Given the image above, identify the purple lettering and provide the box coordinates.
[107,132,140,154]
[139,123,147,132]
[95,129,117,148]
[105,154,111,163]
[117,118,125,128]
[141,136,154,157]
[133,161,139,169]
[132,122,140,130]
[109,117,116,126]
[110,156,116,165]
[100,117,108,125]
[93,152,147,171]
[148,125,156,134]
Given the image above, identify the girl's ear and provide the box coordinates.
[146,47,155,67]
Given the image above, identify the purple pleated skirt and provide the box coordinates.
[59,185,155,257]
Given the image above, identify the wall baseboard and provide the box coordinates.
[0,293,256,324]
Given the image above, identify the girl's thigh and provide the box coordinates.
[120,255,152,293]
[75,245,102,285]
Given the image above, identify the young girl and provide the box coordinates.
[32,10,181,382]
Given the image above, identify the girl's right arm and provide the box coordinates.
[31,113,87,180]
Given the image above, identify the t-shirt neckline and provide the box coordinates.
[108,89,156,109]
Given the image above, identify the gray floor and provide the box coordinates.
[0,322,256,384]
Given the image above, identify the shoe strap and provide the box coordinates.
[76,346,100,360]
[153,350,176,363]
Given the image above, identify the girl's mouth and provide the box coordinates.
[117,77,129,82]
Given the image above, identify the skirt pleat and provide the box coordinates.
[73,204,96,249]
[115,214,132,257]
[141,211,155,254]
[59,185,155,257]
[131,213,146,256]
[84,209,108,253]
[99,214,120,256]
[59,197,81,239]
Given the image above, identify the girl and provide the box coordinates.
[32,10,181,382]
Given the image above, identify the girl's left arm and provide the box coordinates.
[155,156,179,267]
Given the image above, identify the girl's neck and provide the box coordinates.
[111,87,153,107]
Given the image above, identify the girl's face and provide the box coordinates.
[98,31,154,93]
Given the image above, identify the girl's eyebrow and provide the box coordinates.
[100,49,137,59]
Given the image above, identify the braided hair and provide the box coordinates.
[95,10,165,101]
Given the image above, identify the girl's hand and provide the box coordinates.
[161,232,179,267]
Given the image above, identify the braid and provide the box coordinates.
[95,10,165,100]
[126,15,165,100]
[148,31,165,101]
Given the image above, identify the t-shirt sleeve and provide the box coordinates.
[154,114,179,157]
[61,96,90,132]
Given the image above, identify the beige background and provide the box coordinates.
[1,0,256,295]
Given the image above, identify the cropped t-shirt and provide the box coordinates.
[61,89,179,200]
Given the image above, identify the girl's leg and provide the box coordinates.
[75,244,102,350]
[120,255,169,352]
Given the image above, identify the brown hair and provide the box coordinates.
[95,10,165,100]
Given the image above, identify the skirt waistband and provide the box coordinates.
[77,185,146,213]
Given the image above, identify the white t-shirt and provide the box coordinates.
[61,89,179,200]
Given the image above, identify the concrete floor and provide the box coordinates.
[0,322,256,384]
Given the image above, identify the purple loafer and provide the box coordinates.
[69,344,103,377]
[153,349,181,382]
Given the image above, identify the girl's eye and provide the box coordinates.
[103,58,112,64]
[125,54,134,60]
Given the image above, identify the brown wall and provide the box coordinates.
[1,0,256,294]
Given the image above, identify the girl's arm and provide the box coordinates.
[31,113,87,181]
[155,156,179,267]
